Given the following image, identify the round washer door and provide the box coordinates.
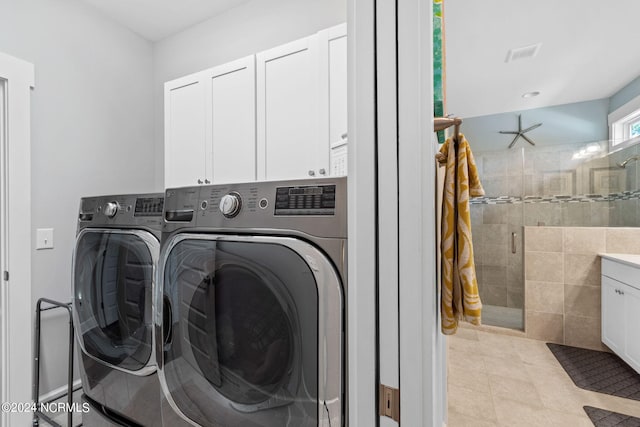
[158,234,343,427]
[73,229,159,374]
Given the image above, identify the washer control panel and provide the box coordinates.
[78,193,164,229]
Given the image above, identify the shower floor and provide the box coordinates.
[482,304,524,330]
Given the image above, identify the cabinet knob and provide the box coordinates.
[204,179,210,184]
[308,170,316,176]
[197,179,203,184]
[319,168,326,175]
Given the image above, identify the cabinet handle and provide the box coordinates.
[511,232,517,254]
[620,289,625,295]
[197,179,203,184]
[308,170,316,176]
[319,168,326,175]
[204,179,210,184]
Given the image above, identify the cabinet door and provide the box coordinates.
[624,284,640,372]
[205,56,256,184]
[165,74,207,188]
[318,24,348,176]
[256,36,319,181]
[602,276,625,354]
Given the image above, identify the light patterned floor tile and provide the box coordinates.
[448,329,640,427]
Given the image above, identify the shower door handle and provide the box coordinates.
[511,232,517,254]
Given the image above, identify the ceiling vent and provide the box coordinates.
[505,43,541,63]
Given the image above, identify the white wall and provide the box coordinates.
[153,0,346,188]
[0,0,155,395]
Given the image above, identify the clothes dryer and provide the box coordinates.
[73,194,165,426]
[157,178,346,426]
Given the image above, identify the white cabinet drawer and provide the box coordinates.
[602,258,640,291]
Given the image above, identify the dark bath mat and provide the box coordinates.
[584,406,640,427]
[546,343,640,401]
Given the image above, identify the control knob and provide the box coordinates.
[104,202,119,218]
[219,192,242,218]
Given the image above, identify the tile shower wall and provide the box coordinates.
[470,142,640,312]
[524,227,640,351]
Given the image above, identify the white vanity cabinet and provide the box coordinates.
[601,254,640,374]
[164,56,255,188]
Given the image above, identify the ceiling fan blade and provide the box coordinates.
[522,134,536,146]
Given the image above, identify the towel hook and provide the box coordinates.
[433,116,463,132]
[434,117,463,145]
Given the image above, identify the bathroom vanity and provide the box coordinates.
[601,253,640,374]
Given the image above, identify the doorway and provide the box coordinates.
[0,51,34,426]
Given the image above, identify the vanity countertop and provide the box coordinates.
[599,253,640,268]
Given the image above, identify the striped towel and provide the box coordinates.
[436,133,484,335]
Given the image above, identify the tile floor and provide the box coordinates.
[447,326,640,426]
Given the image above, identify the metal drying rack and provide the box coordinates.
[32,298,76,427]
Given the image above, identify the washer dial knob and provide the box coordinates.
[104,202,119,218]
[219,193,242,218]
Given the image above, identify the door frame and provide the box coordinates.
[0,51,34,427]
[348,0,443,426]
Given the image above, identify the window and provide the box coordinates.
[609,96,640,152]
[630,119,640,139]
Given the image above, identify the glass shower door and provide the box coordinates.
[470,147,525,330]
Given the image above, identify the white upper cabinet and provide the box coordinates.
[164,24,347,187]
[165,75,207,188]
[165,55,256,188]
[318,24,348,176]
[256,36,321,181]
[206,56,256,184]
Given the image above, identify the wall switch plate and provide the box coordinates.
[36,228,54,250]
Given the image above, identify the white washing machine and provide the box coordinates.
[72,193,165,426]
[157,178,346,426]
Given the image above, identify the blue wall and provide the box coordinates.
[609,75,640,113]
[462,99,609,151]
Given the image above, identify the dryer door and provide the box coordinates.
[73,229,159,375]
[158,234,343,427]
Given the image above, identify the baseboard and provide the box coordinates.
[39,379,82,403]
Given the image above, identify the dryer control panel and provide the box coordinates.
[274,184,336,216]
[163,177,347,239]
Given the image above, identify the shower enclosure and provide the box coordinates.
[470,140,640,330]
